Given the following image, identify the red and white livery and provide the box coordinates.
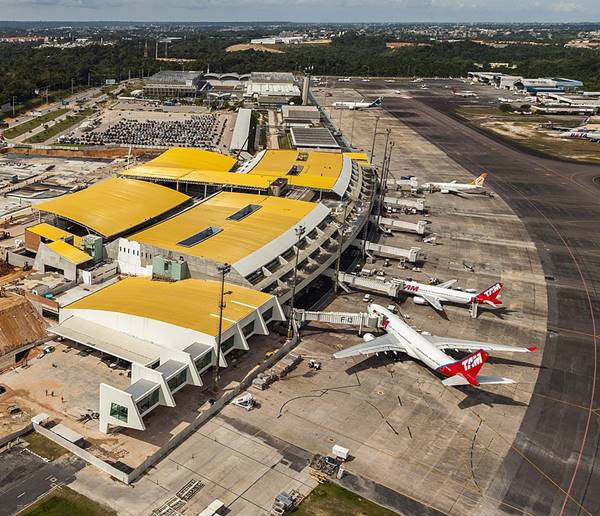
[334,304,537,386]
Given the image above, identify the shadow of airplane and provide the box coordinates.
[457,388,529,409]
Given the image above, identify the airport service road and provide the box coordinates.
[381,92,600,516]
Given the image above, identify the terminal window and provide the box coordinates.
[262,307,273,322]
[242,320,255,337]
[195,351,213,372]
[221,335,235,353]
[167,369,187,391]
[136,388,160,414]
[110,403,128,422]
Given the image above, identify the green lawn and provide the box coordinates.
[24,108,96,144]
[3,109,70,139]
[22,486,116,516]
[21,431,66,461]
[294,483,396,516]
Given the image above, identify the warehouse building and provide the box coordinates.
[48,276,284,433]
[143,71,208,98]
[282,105,321,127]
[245,72,300,105]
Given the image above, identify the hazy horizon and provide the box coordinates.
[0,0,599,24]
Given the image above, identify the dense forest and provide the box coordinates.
[2,29,600,110]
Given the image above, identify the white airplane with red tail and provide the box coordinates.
[400,279,503,316]
[334,304,536,386]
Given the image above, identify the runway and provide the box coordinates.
[381,91,600,515]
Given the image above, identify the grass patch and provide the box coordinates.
[294,482,396,516]
[21,486,116,516]
[24,108,96,144]
[21,431,66,461]
[3,109,70,139]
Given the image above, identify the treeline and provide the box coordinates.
[2,31,600,108]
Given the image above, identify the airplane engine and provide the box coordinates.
[413,296,427,305]
[440,189,450,194]
[363,333,375,342]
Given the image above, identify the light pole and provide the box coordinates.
[334,203,349,295]
[370,116,381,161]
[213,262,231,393]
[287,225,306,340]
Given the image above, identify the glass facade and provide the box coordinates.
[136,388,159,414]
[242,321,254,337]
[221,335,235,353]
[110,403,128,422]
[167,369,187,391]
[262,307,273,322]
[195,351,212,372]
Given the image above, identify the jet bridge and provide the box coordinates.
[335,271,402,297]
[375,216,428,235]
[355,240,424,263]
[387,177,419,191]
[384,196,425,212]
[294,309,384,331]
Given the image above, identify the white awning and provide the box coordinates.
[49,316,161,366]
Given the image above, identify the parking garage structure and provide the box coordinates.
[47,276,284,433]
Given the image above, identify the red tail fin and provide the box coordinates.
[470,172,488,186]
[475,282,503,306]
[438,350,488,386]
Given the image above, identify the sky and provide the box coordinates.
[0,0,598,23]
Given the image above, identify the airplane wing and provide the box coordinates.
[333,333,405,359]
[437,279,457,289]
[442,374,515,386]
[420,293,444,311]
[423,335,536,354]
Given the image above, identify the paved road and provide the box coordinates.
[0,449,85,515]
[380,91,600,516]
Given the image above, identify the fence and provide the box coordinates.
[31,328,301,485]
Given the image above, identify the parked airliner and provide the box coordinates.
[422,172,488,195]
[334,304,536,386]
[332,96,384,110]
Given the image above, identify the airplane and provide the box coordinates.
[453,90,478,98]
[332,96,384,110]
[399,279,503,313]
[333,304,537,386]
[338,77,351,82]
[422,172,488,195]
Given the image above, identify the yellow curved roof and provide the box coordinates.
[35,178,190,238]
[124,148,237,180]
[66,277,272,336]
[130,191,317,264]
[122,148,348,192]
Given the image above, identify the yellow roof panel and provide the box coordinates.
[35,178,190,238]
[130,191,317,264]
[66,276,272,336]
[344,152,370,164]
[26,223,82,248]
[124,148,237,180]
[47,240,92,265]
[122,148,347,192]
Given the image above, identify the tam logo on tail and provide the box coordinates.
[475,282,503,306]
[470,172,488,186]
[438,350,489,386]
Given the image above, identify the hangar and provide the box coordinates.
[49,276,284,433]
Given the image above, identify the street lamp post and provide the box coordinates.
[287,225,306,340]
[370,116,381,162]
[212,262,231,393]
[334,203,349,295]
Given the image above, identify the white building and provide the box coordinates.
[49,276,284,433]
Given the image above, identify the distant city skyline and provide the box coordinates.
[0,0,599,24]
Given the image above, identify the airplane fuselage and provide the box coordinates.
[372,304,453,370]
[402,281,474,305]
[424,182,485,194]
